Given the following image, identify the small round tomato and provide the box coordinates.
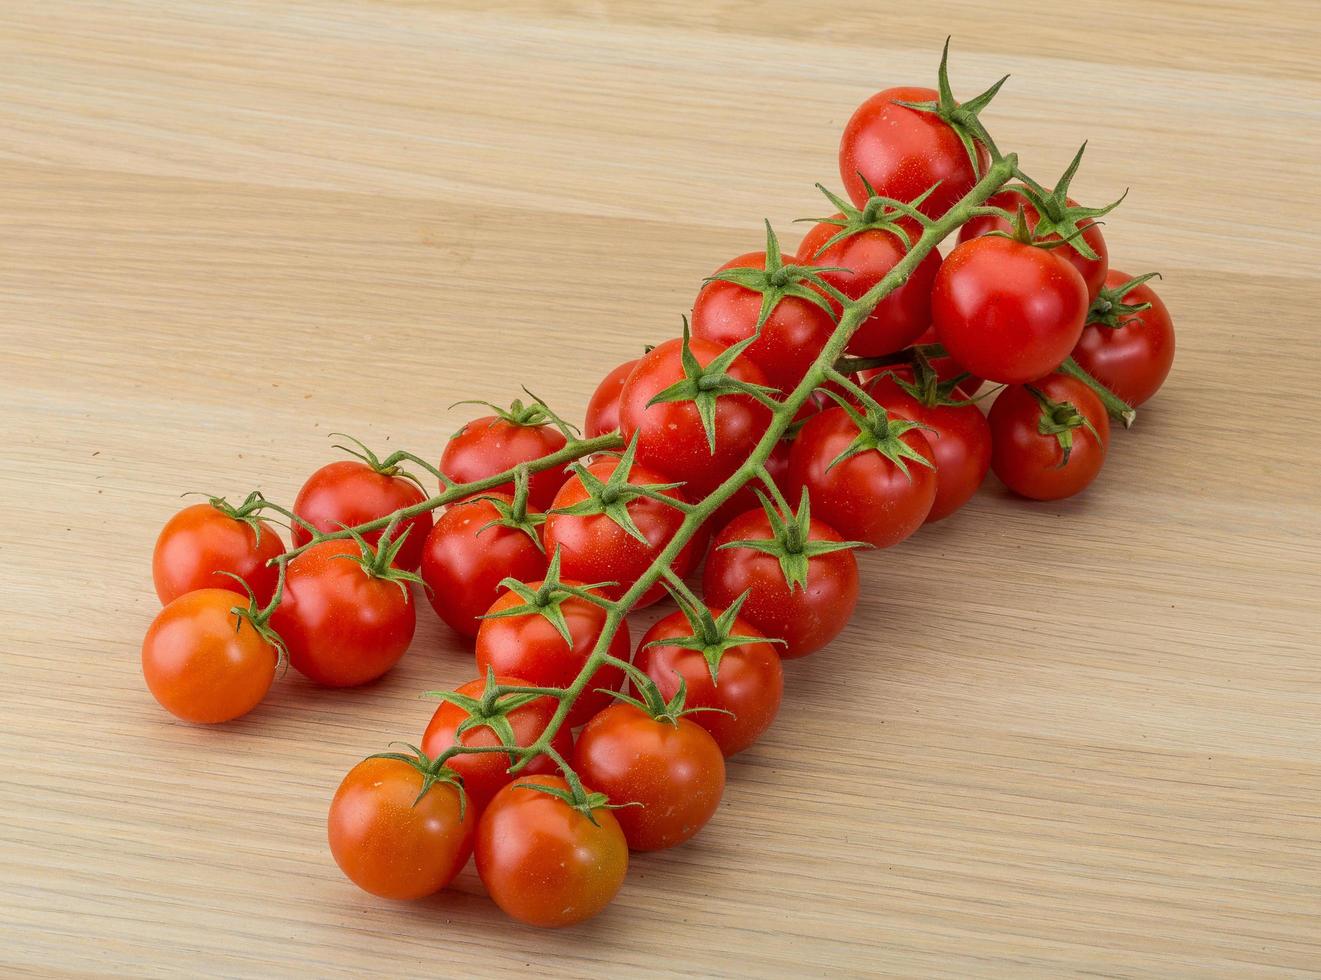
[440,409,568,512]
[152,500,283,606]
[328,755,475,901]
[989,373,1110,500]
[867,371,992,522]
[584,359,639,438]
[1071,271,1175,407]
[787,405,936,548]
[292,460,431,571]
[542,456,702,608]
[634,607,783,756]
[932,236,1089,385]
[702,504,859,659]
[270,540,415,687]
[690,250,837,393]
[421,675,575,813]
[141,588,277,724]
[475,580,629,727]
[419,494,547,639]
[573,703,725,851]
[475,775,628,928]
[617,335,772,500]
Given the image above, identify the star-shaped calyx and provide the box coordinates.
[333,519,426,598]
[366,743,469,814]
[1027,385,1103,467]
[422,667,547,765]
[718,486,868,592]
[478,546,614,646]
[646,588,782,684]
[550,434,689,541]
[818,376,937,478]
[1087,272,1162,329]
[872,350,977,409]
[450,388,580,440]
[800,180,939,256]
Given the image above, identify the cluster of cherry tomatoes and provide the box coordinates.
[140,44,1174,929]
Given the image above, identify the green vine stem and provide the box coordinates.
[1058,356,1137,428]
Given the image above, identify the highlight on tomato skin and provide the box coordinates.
[152,502,284,607]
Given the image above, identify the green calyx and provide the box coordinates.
[1028,385,1102,467]
[801,181,937,256]
[205,489,271,546]
[876,349,974,408]
[647,588,780,684]
[422,667,546,764]
[367,742,469,816]
[472,468,546,552]
[719,486,868,592]
[603,673,730,727]
[892,36,1009,175]
[450,388,580,439]
[991,143,1125,261]
[516,778,641,825]
[818,374,936,478]
[1088,272,1161,329]
[481,547,614,646]
[550,434,688,542]
[332,519,425,598]
[216,570,289,669]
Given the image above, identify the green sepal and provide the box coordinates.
[1000,143,1126,261]
[602,673,733,726]
[203,489,272,549]
[470,469,548,553]
[870,348,975,408]
[366,742,470,818]
[331,519,426,599]
[478,547,613,646]
[516,779,644,825]
[421,668,546,764]
[216,570,289,670]
[798,180,939,257]
[450,387,581,439]
[549,433,688,541]
[1087,272,1161,329]
[646,588,783,684]
[1027,385,1103,468]
[816,374,936,480]
[327,432,427,490]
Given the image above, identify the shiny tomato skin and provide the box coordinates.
[270,540,415,688]
[708,438,793,533]
[634,610,783,756]
[932,236,1090,385]
[691,252,837,393]
[702,510,859,659]
[573,703,725,851]
[797,218,940,357]
[1071,270,1175,407]
[291,461,431,571]
[474,581,630,727]
[419,494,547,639]
[957,189,1109,302]
[989,374,1110,500]
[440,416,567,513]
[475,775,628,928]
[839,86,989,220]
[787,406,937,548]
[152,503,284,606]
[866,372,992,522]
[421,676,574,812]
[328,756,476,901]
[617,336,772,500]
[542,458,702,609]
[141,588,276,724]
[584,359,639,439]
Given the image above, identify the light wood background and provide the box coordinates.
[3,2,1319,977]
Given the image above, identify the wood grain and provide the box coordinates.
[2,2,1319,976]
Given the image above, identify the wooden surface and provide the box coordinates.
[2,2,1319,977]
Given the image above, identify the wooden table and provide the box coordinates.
[3,3,1318,976]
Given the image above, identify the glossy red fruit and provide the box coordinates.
[988,373,1110,500]
[291,460,431,572]
[152,501,283,606]
[440,414,567,512]
[584,359,640,438]
[1071,271,1175,407]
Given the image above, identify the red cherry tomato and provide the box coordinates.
[440,414,568,512]
[328,755,475,900]
[573,703,725,851]
[474,580,629,727]
[419,494,547,639]
[421,675,574,812]
[634,609,783,756]
[584,359,639,438]
[932,236,1089,385]
[270,540,415,688]
[152,501,283,606]
[1071,271,1175,407]
[141,589,277,724]
[787,405,937,548]
[617,336,772,500]
[988,374,1110,500]
[291,460,431,571]
[475,775,628,928]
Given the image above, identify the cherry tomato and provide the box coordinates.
[573,703,725,851]
[798,217,940,357]
[475,775,628,928]
[152,501,283,607]
[702,506,859,659]
[270,540,415,688]
[932,236,1089,385]
[1071,271,1175,407]
[474,580,629,727]
[863,325,983,397]
[584,359,639,438]
[292,460,431,571]
[141,588,277,724]
[866,371,992,522]
[635,608,783,756]
[440,413,567,512]
[690,251,836,393]
[617,336,772,500]
[839,85,989,220]
[421,675,575,812]
[957,188,1109,302]
[787,405,936,548]
[419,494,547,639]
[328,755,475,901]
[542,456,702,608]
[988,373,1110,500]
